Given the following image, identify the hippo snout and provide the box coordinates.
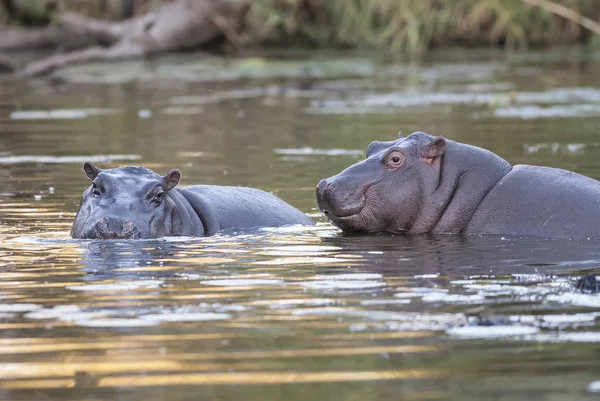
[86,217,141,239]
[316,178,366,218]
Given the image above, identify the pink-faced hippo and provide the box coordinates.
[316,131,600,237]
[72,162,314,239]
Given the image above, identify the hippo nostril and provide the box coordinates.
[97,217,109,232]
[316,179,329,194]
[121,221,138,237]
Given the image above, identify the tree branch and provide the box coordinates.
[520,0,600,36]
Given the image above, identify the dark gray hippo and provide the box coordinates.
[71,162,314,239]
[316,131,600,237]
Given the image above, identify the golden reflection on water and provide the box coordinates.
[0,198,447,396]
[2,369,444,390]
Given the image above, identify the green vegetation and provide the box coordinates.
[3,0,600,58]
[248,0,600,57]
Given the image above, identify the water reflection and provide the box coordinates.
[320,234,600,276]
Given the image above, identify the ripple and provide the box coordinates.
[74,318,159,328]
[394,288,449,298]
[0,313,16,318]
[258,225,326,234]
[248,298,335,309]
[0,303,41,312]
[307,87,600,115]
[462,284,533,294]
[361,299,412,305]
[0,154,141,165]
[274,147,364,156]
[299,280,385,290]
[10,108,119,120]
[261,245,342,254]
[494,104,600,119]
[24,305,83,319]
[421,293,485,304]
[200,279,284,286]
[523,143,588,153]
[537,332,600,343]
[547,293,600,308]
[588,381,600,393]
[140,313,232,322]
[313,273,383,280]
[30,310,108,322]
[510,313,599,326]
[446,326,539,338]
[254,256,360,265]
[67,280,165,291]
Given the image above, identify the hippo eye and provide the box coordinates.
[91,183,100,197]
[385,150,405,169]
[152,191,165,204]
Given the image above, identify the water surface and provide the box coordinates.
[0,49,599,400]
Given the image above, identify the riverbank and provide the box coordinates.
[1,0,599,77]
[2,0,600,57]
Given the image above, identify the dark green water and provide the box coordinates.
[0,49,599,400]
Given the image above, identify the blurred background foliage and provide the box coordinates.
[1,0,599,58]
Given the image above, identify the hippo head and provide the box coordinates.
[71,162,182,239]
[316,132,446,234]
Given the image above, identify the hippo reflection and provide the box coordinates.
[316,131,600,237]
[71,162,314,239]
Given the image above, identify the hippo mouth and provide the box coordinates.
[86,231,142,240]
[320,198,365,219]
[81,218,142,240]
[82,228,142,240]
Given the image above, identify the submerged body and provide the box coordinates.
[316,131,600,237]
[71,163,314,239]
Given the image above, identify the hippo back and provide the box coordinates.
[466,165,600,236]
[177,185,315,234]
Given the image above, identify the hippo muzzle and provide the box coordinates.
[82,217,141,240]
[316,178,368,218]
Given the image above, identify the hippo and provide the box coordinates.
[71,162,314,239]
[316,131,600,237]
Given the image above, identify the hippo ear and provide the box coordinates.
[83,161,101,180]
[162,169,181,191]
[421,136,446,164]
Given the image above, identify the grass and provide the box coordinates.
[247,0,600,57]
[2,0,600,58]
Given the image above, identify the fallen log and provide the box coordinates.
[18,0,249,78]
[0,26,63,51]
[0,23,103,52]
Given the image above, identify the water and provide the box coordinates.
[0,48,599,400]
